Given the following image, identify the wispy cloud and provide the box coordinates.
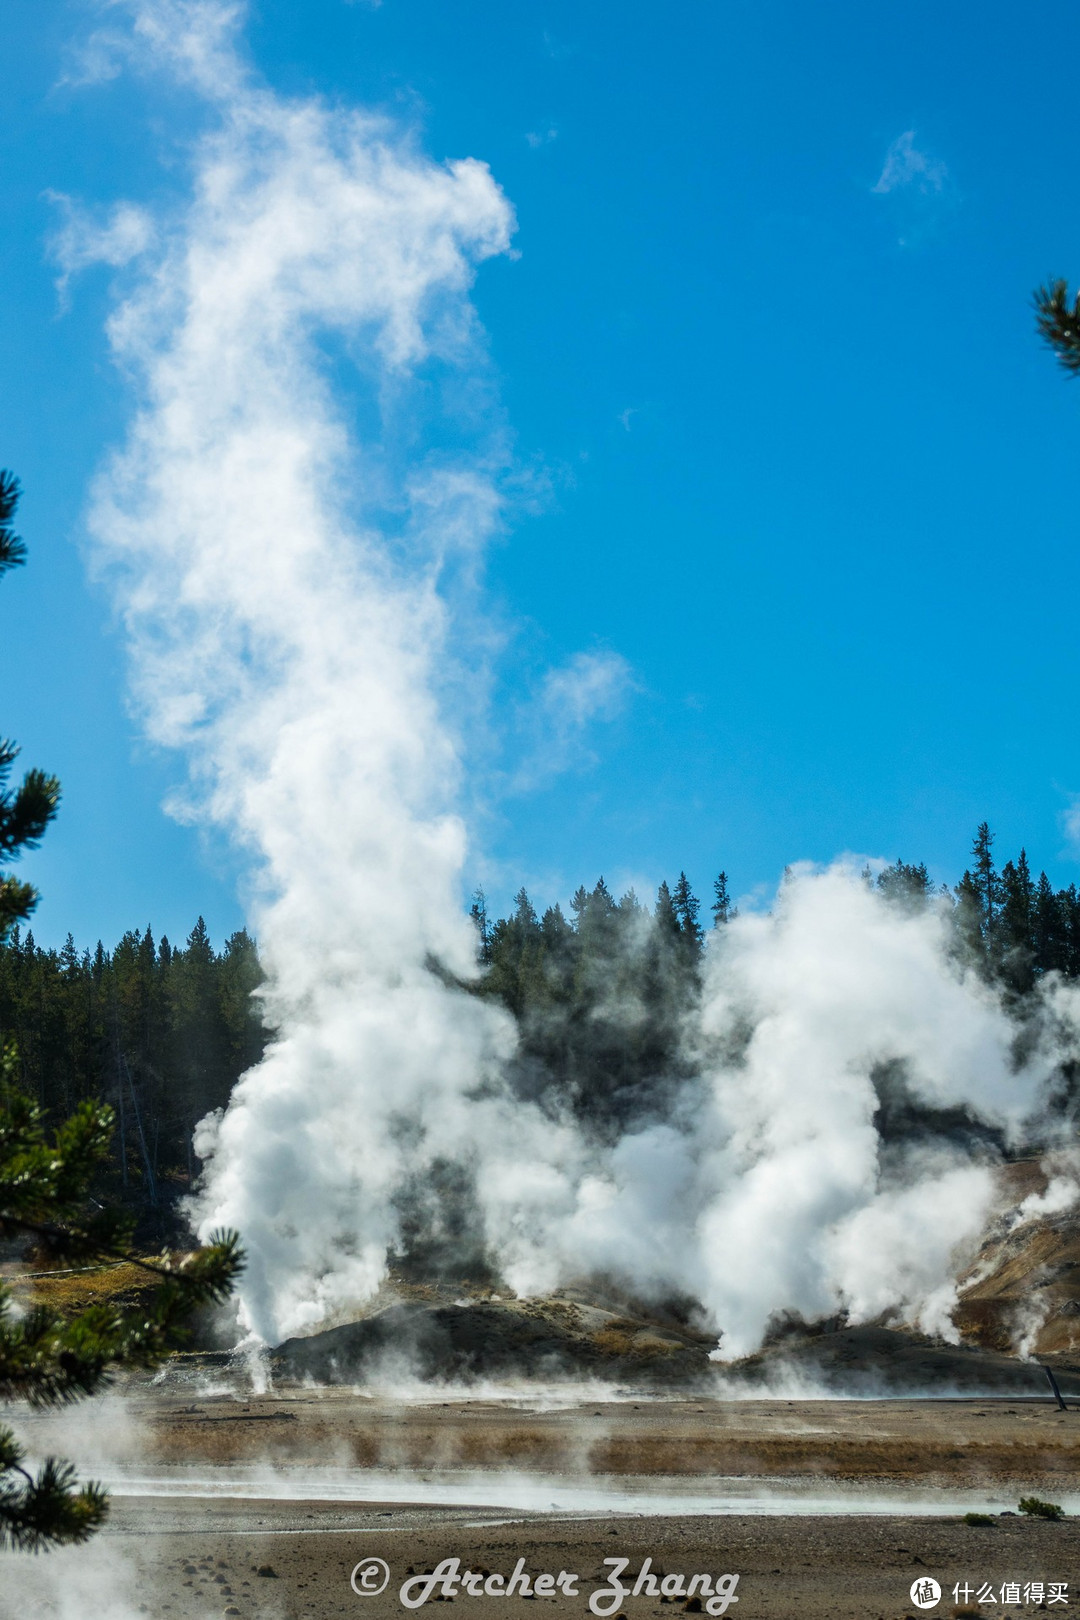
[513,649,635,789]
[1063,795,1080,856]
[525,125,558,150]
[541,29,576,61]
[542,649,633,731]
[872,130,947,196]
[47,193,155,304]
[60,0,248,99]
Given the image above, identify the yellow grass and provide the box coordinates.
[5,1259,159,1316]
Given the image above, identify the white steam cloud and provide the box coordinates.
[490,868,1079,1357]
[76,1,1080,1360]
[80,0,537,1341]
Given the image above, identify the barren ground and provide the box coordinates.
[7,1385,1080,1620]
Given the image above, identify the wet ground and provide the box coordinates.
[5,1383,1080,1618]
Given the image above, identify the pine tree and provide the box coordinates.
[539,901,568,938]
[654,880,679,938]
[468,888,490,963]
[711,871,736,927]
[0,473,242,1548]
[999,850,1036,990]
[0,1041,243,1550]
[876,860,933,911]
[971,823,1001,929]
[956,823,1002,969]
[672,872,703,955]
[0,473,60,942]
[513,888,539,932]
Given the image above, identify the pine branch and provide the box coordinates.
[0,1429,108,1552]
[0,1054,244,1546]
[1034,279,1080,375]
[0,471,25,579]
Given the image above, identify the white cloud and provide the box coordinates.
[47,193,156,304]
[541,647,632,729]
[60,0,248,97]
[511,649,635,789]
[525,126,558,149]
[872,130,947,196]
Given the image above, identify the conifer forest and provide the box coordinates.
[3,822,1079,1235]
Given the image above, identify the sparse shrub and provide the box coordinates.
[1018,1495,1065,1520]
[962,1512,996,1526]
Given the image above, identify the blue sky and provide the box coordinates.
[4,0,1080,952]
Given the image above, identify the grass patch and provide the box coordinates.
[7,1260,160,1317]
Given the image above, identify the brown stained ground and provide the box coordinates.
[20,1383,1080,1487]
[7,1497,1080,1620]
[6,1370,1080,1618]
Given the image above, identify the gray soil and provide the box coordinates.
[7,1495,1080,1620]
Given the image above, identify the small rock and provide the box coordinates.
[256,1565,278,1578]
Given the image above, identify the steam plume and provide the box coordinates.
[80,0,537,1341]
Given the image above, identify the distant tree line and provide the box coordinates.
[5,822,1080,1218]
[470,825,1080,1140]
[0,918,263,1234]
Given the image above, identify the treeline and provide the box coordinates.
[0,917,264,1228]
[470,873,714,1137]
[469,825,1080,1137]
[4,822,1079,1216]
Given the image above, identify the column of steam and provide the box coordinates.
[84,8,522,1347]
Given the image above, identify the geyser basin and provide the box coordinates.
[14,1383,1080,1520]
[99,1465,1080,1519]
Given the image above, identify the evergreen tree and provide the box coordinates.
[876,860,934,911]
[955,823,1002,969]
[711,871,735,927]
[0,475,243,1552]
[654,879,679,939]
[219,929,266,1080]
[541,901,573,948]
[0,473,60,941]
[468,887,491,963]
[970,823,1002,930]
[0,1043,242,1550]
[999,850,1036,991]
[513,887,539,932]
[672,872,704,955]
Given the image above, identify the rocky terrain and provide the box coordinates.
[267,1158,1080,1398]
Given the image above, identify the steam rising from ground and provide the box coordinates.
[79,2,1080,1359]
